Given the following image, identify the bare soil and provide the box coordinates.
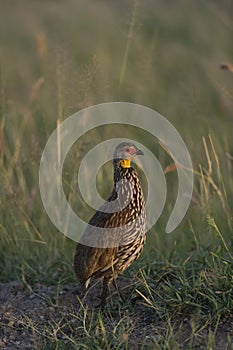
[0,281,232,349]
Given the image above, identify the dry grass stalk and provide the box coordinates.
[36,32,47,58]
[220,63,233,73]
[29,77,45,102]
[0,127,5,156]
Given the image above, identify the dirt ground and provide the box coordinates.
[0,281,232,349]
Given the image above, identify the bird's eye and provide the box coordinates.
[125,147,130,152]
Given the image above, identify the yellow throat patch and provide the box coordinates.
[120,159,131,168]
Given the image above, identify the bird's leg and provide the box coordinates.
[113,279,125,303]
[74,279,89,306]
[100,277,110,309]
[80,281,87,297]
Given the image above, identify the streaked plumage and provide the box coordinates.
[74,142,146,307]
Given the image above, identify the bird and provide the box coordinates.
[74,142,146,308]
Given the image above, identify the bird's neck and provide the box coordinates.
[113,162,131,185]
[119,159,131,168]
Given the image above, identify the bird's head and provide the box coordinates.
[113,142,144,168]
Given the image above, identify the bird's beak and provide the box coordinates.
[136,148,144,156]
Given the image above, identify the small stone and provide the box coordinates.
[29,294,36,299]
[47,306,55,312]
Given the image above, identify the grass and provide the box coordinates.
[0,0,233,348]
[3,241,233,349]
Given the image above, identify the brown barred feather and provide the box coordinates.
[73,142,146,307]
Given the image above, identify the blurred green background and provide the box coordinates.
[0,0,232,283]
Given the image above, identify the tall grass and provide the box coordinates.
[0,0,233,347]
